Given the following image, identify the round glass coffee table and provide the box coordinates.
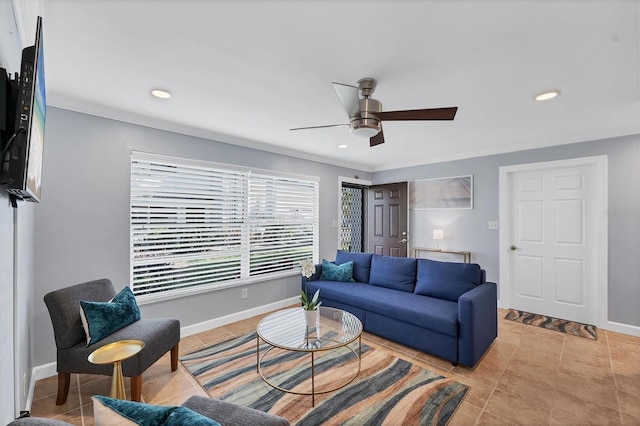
[256,307,362,406]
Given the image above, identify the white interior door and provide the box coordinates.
[500,157,607,326]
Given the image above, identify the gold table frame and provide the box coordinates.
[256,307,362,406]
[88,339,145,399]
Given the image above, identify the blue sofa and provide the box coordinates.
[305,251,498,367]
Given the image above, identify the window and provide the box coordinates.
[130,152,318,299]
[249,172,319,276]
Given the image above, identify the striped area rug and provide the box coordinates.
[505,309,597,340]
[180,332,468,425]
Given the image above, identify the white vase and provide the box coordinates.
[304,308,318,328]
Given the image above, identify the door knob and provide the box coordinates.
[399,239,408,244]
[510,245,520,251]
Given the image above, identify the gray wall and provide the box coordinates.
[32,107,370,366]
[372,134,640,327]
[0,1,35,419]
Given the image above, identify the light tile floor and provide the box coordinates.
[30,308,640,425]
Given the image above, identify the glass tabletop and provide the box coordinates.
[257,307,362,351]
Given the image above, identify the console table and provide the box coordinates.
[412,247,471,263]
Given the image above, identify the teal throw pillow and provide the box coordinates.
[320,259,355,282]
[80,286,141,346]
[92,395,220,426]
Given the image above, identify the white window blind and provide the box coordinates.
[130,152,318,299]
[249,173,319,276]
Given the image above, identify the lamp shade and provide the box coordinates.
[433,229,444,240]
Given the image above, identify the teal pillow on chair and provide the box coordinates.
[320,259,355,282]
[92,396,220,426]
[80,286,141,346]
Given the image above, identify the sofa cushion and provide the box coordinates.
[320,259,354,282]
[308,280,458,336]
[92,395,220,426]
[57,318,180,378]
[335,250,373,283]
[415,258,483,301]
[80,286,141,346]
[368,255,417,292]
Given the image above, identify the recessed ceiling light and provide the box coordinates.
[337,144,348,149]
[534,90,560,101]
[151,89,171,99]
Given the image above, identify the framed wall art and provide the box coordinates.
[409,175,473,210]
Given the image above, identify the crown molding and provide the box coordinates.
[47,98,375,173]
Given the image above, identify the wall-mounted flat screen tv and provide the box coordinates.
[7,16,45,202]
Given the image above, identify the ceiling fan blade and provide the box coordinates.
[290,123,349,131]
[377,107,458,121]
[370,128,385,147]
[332,82,361,117]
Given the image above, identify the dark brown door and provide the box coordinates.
[367,182,408,257]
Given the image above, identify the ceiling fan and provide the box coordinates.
[290,78,458,147]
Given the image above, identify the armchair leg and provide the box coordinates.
[170,343,179,372]
[130,375,142,402]
[56,372,70,405]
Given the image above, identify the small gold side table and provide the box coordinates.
[88,339,145,399]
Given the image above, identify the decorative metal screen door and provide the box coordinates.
[340,184,365,252]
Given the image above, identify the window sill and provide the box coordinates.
[134,270,299,306]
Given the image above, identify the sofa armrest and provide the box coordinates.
[457,282,498,366]
[311,263,323,280]
[7,419,72,426]
[182,396,289,426]
[302,263,323,285]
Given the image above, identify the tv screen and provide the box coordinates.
[7,16,45,202]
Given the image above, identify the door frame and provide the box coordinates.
[338,176,372,251]
[498,156,608,328]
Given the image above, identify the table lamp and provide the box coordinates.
[433,229,444,250]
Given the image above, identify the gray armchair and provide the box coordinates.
[43,279,180,405]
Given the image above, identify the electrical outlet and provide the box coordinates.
[241,288,248,299]
[488,221,499,230]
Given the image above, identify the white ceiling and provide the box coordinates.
[11,0,640,172]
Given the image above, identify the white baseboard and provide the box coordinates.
[26,361,57,412]
[31,361,57,382]
[180,296,298,337]
[27,296,299,411]
[605,320,640,337]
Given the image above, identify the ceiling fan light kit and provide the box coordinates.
[291,77,458,147]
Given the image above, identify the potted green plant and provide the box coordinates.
[300,259,321,327]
